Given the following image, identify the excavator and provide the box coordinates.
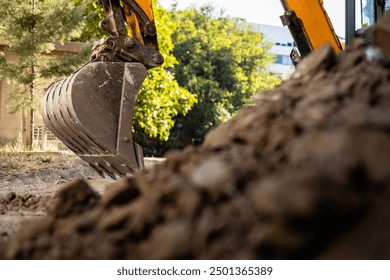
[41,0,388,179]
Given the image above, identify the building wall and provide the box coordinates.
[0,80,23,145]
[0,51,24,146]
[250,23,295,78]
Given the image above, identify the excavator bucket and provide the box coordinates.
[41,62,147,179]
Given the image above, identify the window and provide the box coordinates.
[275,55,292,65]
[360,0,375,26]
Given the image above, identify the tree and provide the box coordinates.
[0,0,90,149]
[72,0,106,42]
[165,5,280,148]
[133,2,197,143]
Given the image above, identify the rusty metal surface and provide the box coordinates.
[41,62,147,179]
[90,36,163,69]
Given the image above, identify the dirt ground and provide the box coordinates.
[0,153,163,249]
[1,14,390,260]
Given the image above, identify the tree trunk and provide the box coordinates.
[26,0,36,151]
[26,107,34,150]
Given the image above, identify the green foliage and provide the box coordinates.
[72,0,106,41]
[165,5,280,147]
[0,0,90,112]
[39,43,93,78]
[133,3,197,141]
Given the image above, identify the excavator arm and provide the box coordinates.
[279,0,343,64]
[41,0,163,179]
[99,0,159,49]
[90,0,163,67]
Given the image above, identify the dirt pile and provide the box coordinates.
[3,16,390,259]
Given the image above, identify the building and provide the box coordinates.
[251,23,296,78]
[0,42,84,148]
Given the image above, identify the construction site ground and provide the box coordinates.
[0,153,162,248]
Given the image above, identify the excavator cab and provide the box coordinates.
[351,0,388,45]
[41,0,163,179]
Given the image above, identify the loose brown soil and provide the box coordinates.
[0,153,162,256]
[1,15,390,260]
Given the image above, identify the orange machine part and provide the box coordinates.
[133,0,154,21]
[281,0,343,52]
[123,0,156,48]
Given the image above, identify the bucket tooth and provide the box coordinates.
[41,62,147,178]
[81,156,119,180]
[88,163,105,178]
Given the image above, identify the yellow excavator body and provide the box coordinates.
[280,0,343,52]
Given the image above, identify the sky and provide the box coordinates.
[159,0,346,37]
